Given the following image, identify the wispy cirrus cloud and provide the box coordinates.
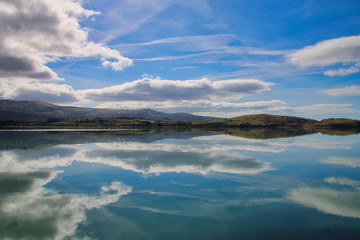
[115,34,290,64]
[115,34,236,49]
[0,0,132,81]
[95,0,213,43]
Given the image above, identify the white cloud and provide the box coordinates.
[1,76,277,113]
[290,104,356,115]
[324,66,360,76]
[97,99,285,113]
[0,79,79,104]
[287,35,360,67]
[80,77,273,102]
[198,102,357,118]
[171,66,198,71]
[287,35,360,76]
[0,0,132,81]
[320,85,360,97]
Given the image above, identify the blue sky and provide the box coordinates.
[0,0,360,119]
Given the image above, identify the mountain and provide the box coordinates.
[0,100,221,121]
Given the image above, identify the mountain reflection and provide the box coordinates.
[0,171,131,240]
[1,129,357,151]
[0,130,216,150]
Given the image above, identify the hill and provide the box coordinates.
[192,114,319,127]
[190,114,359,135]
[220,114,318,127]
[0,100,221,121]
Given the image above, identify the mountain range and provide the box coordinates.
[0,100,221,121]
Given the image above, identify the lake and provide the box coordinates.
[0,129,360,239]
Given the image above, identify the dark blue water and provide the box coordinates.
[0,130,359,239]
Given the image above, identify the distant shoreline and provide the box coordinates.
[1,114,359,129]
[0,114,359,138]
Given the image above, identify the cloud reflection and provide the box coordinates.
[1,133,357,176]
[0,171,131,240]
[289,177,360,218]
[320,156,360,167]
[0,139,273,175]
[84,141,273,175]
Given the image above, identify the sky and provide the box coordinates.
[0,0,360,119]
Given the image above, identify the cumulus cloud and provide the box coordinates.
[0,76,275,114]
[287,35,360,67]
[0,0,132,81]
[287,35,360,76]
[97,99,286,114]
[80,77,273,102]
[320,85,360,97]
[0,79,79,104]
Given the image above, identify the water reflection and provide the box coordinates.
[0,130,359,239]
[289,177,360,218]
[86,141,272,175]
[0,137,273,175]
[320,156,360,167]
[0,171,131,240]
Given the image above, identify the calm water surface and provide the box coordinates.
[0,130,360,239]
